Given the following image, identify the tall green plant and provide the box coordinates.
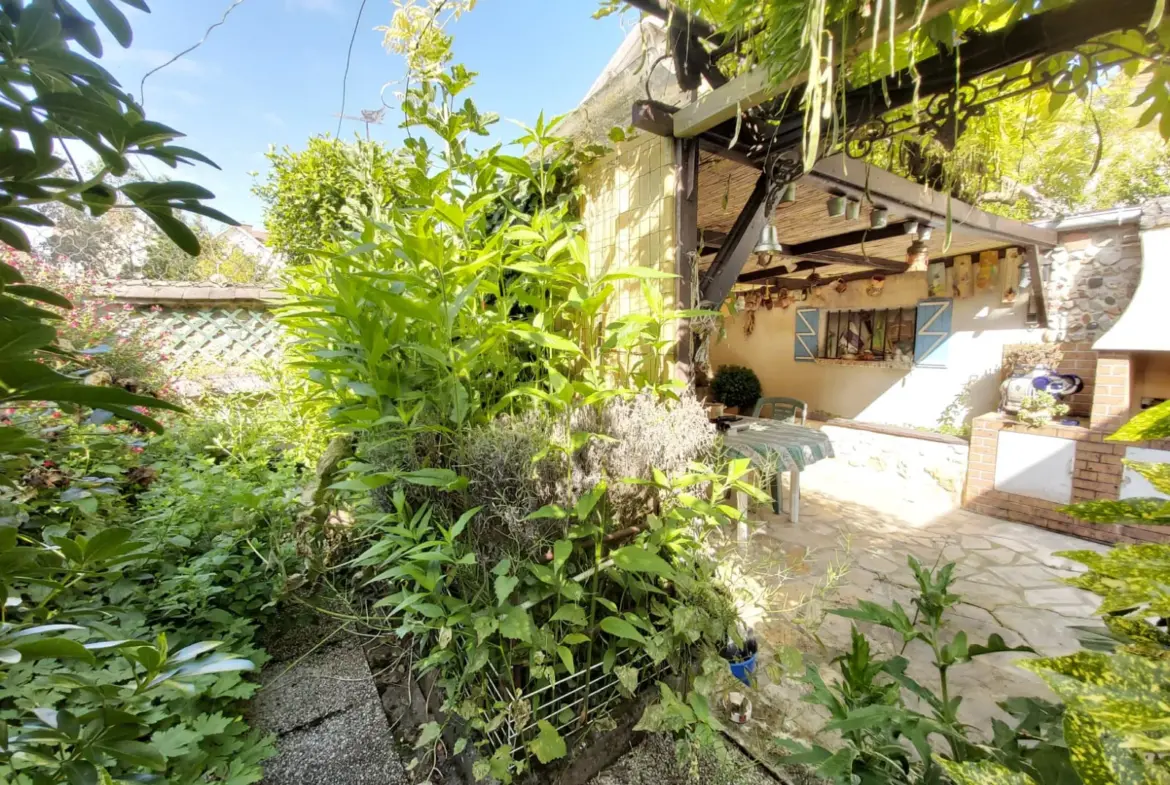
[280,22,754,778]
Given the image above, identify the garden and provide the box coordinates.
[1,1,1169,784]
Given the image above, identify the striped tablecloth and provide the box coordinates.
[720,417,835,474]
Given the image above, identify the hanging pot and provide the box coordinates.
[834,279,849,294]
[845,198,861,220]
[777,287,792,309]
[870,206,889,228]
[780,182,797,203]
[866,275,886,296]
[826,194,847,218]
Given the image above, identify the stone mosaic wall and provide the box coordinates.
[1045,223,1142,342]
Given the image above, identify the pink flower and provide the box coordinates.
[131,446,144,454]
[123,304,133,311]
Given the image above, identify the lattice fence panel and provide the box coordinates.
[129,306,285,370]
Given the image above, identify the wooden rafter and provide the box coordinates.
[698,172,768,306]
[670,0,969,137]
[787,221,918,255]
[670,0,1154,139]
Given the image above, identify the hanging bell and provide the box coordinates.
[753,223,784,254]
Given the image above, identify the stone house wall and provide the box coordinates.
[1043,219,1142,342]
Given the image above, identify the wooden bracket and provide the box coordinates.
[698,173,769,307]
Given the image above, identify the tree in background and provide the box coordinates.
[252,135,405,265]
[866,73,1170,220]
[139,220,264,282]
[40,198,153,277]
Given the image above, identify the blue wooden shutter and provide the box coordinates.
[795,308,819,362]
[914,298,953,367]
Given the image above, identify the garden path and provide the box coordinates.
[720,456,1105,751]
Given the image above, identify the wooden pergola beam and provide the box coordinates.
[632,100,757,168]
[671,0,969,137]
[1024,245,1049,329]
[807,157,1057,248]
[736,253,907,284]
[753,269,881,291]
[787,221,918,255]
[799,250,906,271]
[736,260,825,284]
[674,138,700,381]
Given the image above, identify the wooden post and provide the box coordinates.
[674,137,699,384]
[1023,244,1049,329]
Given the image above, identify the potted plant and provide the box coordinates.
[711,365,761,416]
[1016,391,1070,428]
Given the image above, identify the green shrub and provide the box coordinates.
[0,400,300,784]
[279,31,758,780]
[711,365,762,411]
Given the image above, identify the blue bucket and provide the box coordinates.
[728,653,757,686]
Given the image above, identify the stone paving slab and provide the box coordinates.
[719,455,1107,747]
[249,633,408,785]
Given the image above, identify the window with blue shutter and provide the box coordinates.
[914,298,953,367]
[795,308,819,362]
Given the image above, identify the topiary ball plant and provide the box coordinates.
[711,365,762,412]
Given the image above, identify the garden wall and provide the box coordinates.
[93,279,283,394]
[820,420,968,502]
[964,410,1170,545]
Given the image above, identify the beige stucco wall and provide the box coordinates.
[710,271,1042,429]
[710,215,1147,430]
[580,134,677,322]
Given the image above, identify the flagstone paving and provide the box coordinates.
[716,457,1107,750]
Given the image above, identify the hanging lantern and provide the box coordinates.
[906,239,930,272]
[905,225,933,273]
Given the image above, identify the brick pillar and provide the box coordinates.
[1090,352,1133,432]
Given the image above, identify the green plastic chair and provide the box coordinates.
[751,396,808,426]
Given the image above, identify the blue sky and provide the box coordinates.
[96,0,630,227]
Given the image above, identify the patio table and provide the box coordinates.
[719,417,834,525]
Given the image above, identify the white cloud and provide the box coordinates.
[103,47,205,76]
[154,87,204,107]
[286,0,340,12]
